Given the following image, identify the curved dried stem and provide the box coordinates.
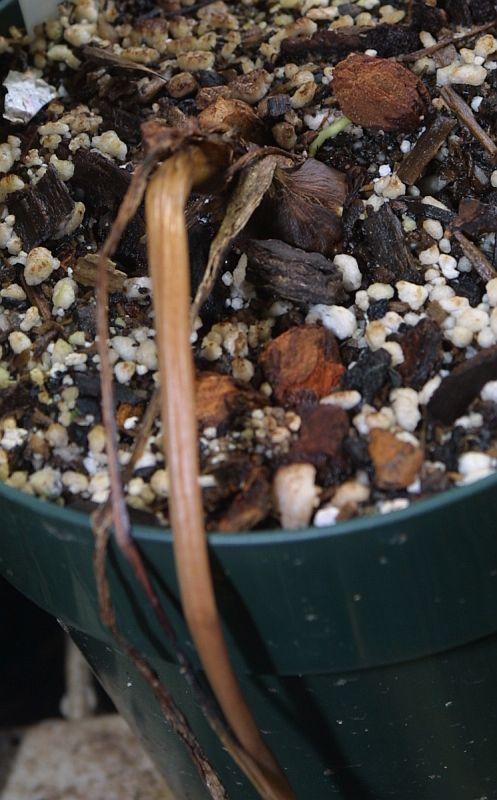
[190,153,281,325]
[146,147,295,800]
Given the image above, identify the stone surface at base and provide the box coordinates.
[0,715,172,800]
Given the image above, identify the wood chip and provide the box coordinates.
[397,318,443,390]
[74,254,127,292]
[363,203,421,282]
[441,86,497,162]
[397,115,456,186]
[245,239,346,306]
[453,230,497,282]
[259,325,344,405]
[428,345,497,423]
[195,372,259,430]
[293,405,349,464]
[369,428,423,490]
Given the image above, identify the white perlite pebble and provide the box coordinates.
[333,254,362,291]
[320,390,361,410]
[438,254,458,279]
[374,173,406,199]
[274,463,319,530]
[458,451,494,477]
[29,467,61,498]
[1,283,26,301]
[419,244,440,265]
[491,170,497,189]
[367,282,394,301]
[92,130,127,162]
[20,306,41,332]
[114,361,136,384]
[396,281,428,310]
[313,504,340,527]
[46,422,68,448]
[333,480,370,508]
[381,341,404,366]
[486,277,497,305]
[62,471,89,494]
[24,246,58,285]
[482,380,497,402]
[422,219,443,240]
[52,277,76,310]
[475,34,497,58]
[477,327,497,348]
[88,425,106,454]
[457,307,488,332]
[390,387,421,432]
[418,375,442,405]
[437,63,487,87]
[111,335,136,362]
[8,331,31,354]
[136,339,157,370]
[306,304,356,339]
[446,325,473,348]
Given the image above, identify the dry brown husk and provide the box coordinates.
[261,158,348,256]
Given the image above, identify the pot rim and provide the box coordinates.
[2,467,496,547]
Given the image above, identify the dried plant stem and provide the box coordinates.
[453,230,497,282]
[92,517,228,799]
[441,86,497,162]
[398,20,497,62]
[146,147,294,800]
[95,158,230,798]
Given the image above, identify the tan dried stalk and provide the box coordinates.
[146,146,295,800]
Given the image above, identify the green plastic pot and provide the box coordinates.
[3,471,497,799]
[4,4,497,796]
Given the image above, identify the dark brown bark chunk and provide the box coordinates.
[455,198,497,237]
[397,318,443,390]
[72,149,147,273]
[245,239,346,306]
[280,24,420,64]
[293,404,349,465]
[409,0,447,34]
[259,325,345,406]
[362,203,421,283]
[428,346,497,423]
[10,166,74,250]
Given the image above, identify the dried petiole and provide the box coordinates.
[146,145,295,800]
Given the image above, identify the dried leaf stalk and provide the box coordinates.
[95,157,230,799]
[146,146,294,800]
[191,153,282,323]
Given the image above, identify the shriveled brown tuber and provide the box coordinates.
[145,146,295,800]
[333,53,430,131]
[264,158,348,255]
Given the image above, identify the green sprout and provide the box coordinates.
[309,115,351,157]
